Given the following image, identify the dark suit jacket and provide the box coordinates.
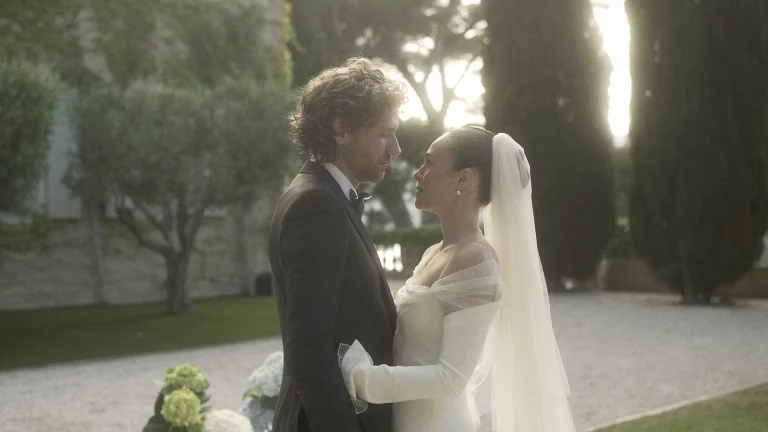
[268,161,398,432]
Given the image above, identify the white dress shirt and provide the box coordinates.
[322,163,357,202]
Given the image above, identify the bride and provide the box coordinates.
[339,126,576,432]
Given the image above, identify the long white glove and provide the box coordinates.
[339,302,499,408]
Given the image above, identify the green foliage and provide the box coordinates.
[289,0,482,126]
[89,1,164,87]
[68,78,295,313]
[68,82,207,238]
[162,0,292,89]
[2,0,292,89]
[289,0,479,228]
[483,0,616,282]
[352,0,485,68]
[65,85,124,209]
[0,62,61,211]
[0,0,83,63]
[116,82,216,207]
[626,0,768,303]
[351,0,485,131]
[288,0,358,86]
[208,77,295,208]
[69,82,215,312]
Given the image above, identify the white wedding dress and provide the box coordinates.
[340,133,577,432]
[340,243,502,432]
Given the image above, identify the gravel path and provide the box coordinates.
[2,292,768,432]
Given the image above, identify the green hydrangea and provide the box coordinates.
[165,363,210,394]
[161,389,203,427]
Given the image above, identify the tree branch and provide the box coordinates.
[442,8,484,55]
[116,206,172,256]
[177,189,208,256]
[161,201,174,234]
[176,193,188,253]
[425,17,445,69]
[450,54,480,94]
[438,58,450,119]
[433,19,448,102]
[185,205,206,250]
[460,15,483,40]
[387,53,440,121]
[136,202,172,245]
[439,54,478,120]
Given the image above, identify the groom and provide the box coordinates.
[268,58,406,432]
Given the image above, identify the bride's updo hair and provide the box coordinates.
[443,125,494,205]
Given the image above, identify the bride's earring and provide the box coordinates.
[456,190,461,196]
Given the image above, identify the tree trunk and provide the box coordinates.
[86,199,107,304]
[678,240,697,304]
[232,206,254,296]
[595,258,610,292]
[678,241,714,305]
[166,252,192,314]
[379,194,412,228]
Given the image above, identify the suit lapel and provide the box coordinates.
[338,195,399,331]
[299,162,398,330]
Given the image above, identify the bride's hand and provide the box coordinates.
[338,340,373,412]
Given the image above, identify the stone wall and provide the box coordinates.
[0,215,272,311]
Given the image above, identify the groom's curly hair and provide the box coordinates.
[291,58,407,163]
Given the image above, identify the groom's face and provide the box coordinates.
[334,107,401,185]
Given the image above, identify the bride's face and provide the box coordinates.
[413,137,461,213]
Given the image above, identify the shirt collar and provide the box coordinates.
[322,163,357,201]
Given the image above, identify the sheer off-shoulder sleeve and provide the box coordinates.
[339,244,502,410]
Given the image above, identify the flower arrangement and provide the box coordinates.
[243,351,283,409]
[241,351,283,432]
[161,388,204,428]
[143,363,252,432]
[204,409,255,432]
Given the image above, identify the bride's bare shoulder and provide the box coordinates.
[444,241,498,274]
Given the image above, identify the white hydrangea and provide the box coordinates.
[264,351,283,367]
[204,409,253,432]
[246,351,283,398]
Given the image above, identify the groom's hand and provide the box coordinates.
[281,190,361,432]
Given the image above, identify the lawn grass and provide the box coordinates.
[0,296,280,371]
[597,384,768,432]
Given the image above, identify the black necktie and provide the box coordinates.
[350,190,371,216]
